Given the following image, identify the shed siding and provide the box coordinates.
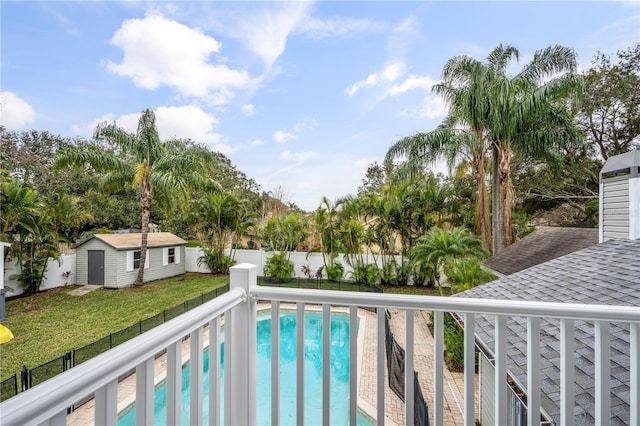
[602,179,629,241]
[75,239,118,286]
[113,246,185,288]
[480,352,495,426]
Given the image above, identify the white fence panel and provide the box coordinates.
[4,254,77,297]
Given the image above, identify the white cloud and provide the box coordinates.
[345,62,406,96]
[252,139,264,146]
[0,92,36,130]
[387,16,418,60]
[298,17,386,39]
[281,150,318,162]
[229,2,312,70]
[387,75,437,96]
[273,130,296,143]
[106,14,259,103]
[72,105,231,153]
[241,104,255,117]
[419,95,448,120]
[293,117,318,132]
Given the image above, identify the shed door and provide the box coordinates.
[88,250,105,285]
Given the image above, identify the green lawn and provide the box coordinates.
[1,273,228,382]
[382,285,443,296]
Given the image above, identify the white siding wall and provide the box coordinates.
[602,179,630,241]
[76,239,118,287]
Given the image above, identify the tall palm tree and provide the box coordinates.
[486,45,583,251]
[55,109,214,285]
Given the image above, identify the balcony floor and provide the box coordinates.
[66,306,476,426]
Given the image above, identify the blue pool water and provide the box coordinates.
[118,311,372,425]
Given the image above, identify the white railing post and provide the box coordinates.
[225,263,257,426]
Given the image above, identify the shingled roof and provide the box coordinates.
[484,226,598,276]
[76,232,187,250]
[456,239,640,426]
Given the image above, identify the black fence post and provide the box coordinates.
[20,366,28,392]
[109,332,113,349]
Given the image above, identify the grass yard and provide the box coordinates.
[382,285,443,296]
[0,273,228,382]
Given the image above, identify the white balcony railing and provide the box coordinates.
[1,263,638,426]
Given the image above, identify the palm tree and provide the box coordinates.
[314,197,343,277]
[486,45,583,251]
[410,227,485,295]
[55,109,213,285]
[192,190,251,274]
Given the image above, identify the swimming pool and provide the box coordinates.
[118,310,373,425]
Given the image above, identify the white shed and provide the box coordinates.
[74,232,187,288]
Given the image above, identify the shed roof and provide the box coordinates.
[76,232,187,250]
[456,239,640,425]
[483,226,598,276]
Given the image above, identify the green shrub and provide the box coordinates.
[443,313,465,371]
[325,262,344,281]
[264,252,294,279]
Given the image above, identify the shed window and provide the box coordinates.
[168,248,175,264]
[133,251,141,269]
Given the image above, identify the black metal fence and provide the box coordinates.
[0,374,17,402]
[385,311,430,426]
[1,284,230,401]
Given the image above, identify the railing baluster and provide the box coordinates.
[494,315,507,425]
[271,302,280,426]
[297,302,305,426]
[135,357,154,426]
[94,379,117,426]
[433,311,444,426]
[322,304,331,426]
[167,340,181,426]
[190,327,203,426]
[209,317,221,426]
[224,310,232,426]
[377,307,385,426]
[463,313,475,426]
[527,317,540,426]
[405,309,414,426]
[595,321,611,426]
[38,410,66,426]
[349,305,357,426]
[560,319,574,426]
[631,322,639,426]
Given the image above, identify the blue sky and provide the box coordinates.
[2,1,639,211]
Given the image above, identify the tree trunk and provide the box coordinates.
[499,145,515,245]
[472,140,492,253]
[134,178,152,286]
[491,143,505,254]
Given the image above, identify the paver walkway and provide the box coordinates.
[358,309,477,426]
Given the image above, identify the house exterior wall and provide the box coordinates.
[601,178,630,241]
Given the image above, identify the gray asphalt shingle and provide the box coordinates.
[456,239,640,425]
